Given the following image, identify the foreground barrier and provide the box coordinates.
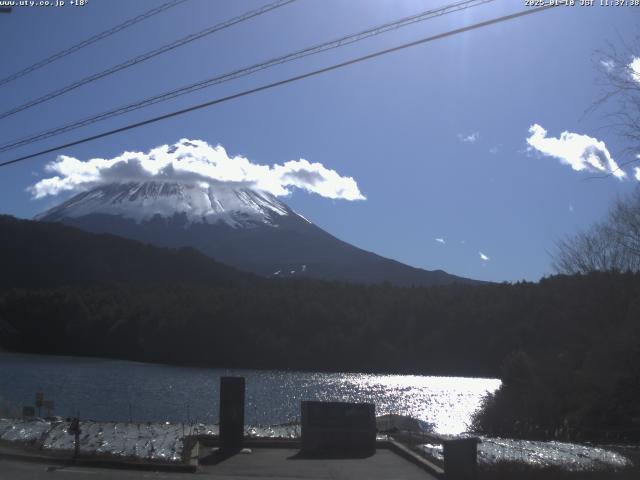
[219,377,245,451]
[443,437,479,480]
[301,401,376,456]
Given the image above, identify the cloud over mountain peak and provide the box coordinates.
[29,139,366,201]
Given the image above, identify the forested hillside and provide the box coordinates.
[1,215,639,440]
[0,215,254,290]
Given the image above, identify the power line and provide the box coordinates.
[0,0,296,120]
[0,0,494,153]
[0,0,190,87]
[0,3,559,169]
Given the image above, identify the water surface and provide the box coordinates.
[0,352,499,435]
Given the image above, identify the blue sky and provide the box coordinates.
[1,0,639,282]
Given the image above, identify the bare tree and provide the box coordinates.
[590,35,640,173]
[609,189,640,261]
[552,189,640,274]
[552,36,640,274]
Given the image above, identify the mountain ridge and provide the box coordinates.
[37,181,481,287]
[0,214,255,291]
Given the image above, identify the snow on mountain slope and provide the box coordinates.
[35,183,480,287]
[36,181,302,229]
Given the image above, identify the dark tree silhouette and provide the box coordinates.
[552,189,640,274]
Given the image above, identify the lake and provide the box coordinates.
[1,352,634,471]
[0,352,500,435]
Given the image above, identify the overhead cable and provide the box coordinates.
[0,0,493,153]
[0,0,296,120]
[0,3,559,169]
[0,0,190,87]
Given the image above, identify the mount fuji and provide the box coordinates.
[37,180,477,286]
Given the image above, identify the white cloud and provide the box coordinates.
[489,145,500,154]
[629,57,640,84]
[635,167,640,182]
[435,238,445,244]
[457,132,479,143]
[526,124,625,179]
[479,252,490,261]
[569,204,574,212]
[29,139,366,201]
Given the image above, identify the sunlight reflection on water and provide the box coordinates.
[0,353,500,435]
[299,373,501,434]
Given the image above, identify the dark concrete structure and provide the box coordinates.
[301,401,376,456]
[0,448,438,480]
[219,377,245,451]
[443,437,479,480]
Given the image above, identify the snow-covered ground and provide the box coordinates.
[0,417,633,470]
[419,435,632,471]
[0,418,190,463]
[0,417,299,463]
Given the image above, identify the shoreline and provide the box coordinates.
[0,416,634,473]
[0,350,501,380]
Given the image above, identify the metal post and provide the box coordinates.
[35,392,43,418]
[68,418,81,461]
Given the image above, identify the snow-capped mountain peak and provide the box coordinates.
[36,181,299,228]
[35,179,478,287]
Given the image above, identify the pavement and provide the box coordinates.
[0,447,439,479]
